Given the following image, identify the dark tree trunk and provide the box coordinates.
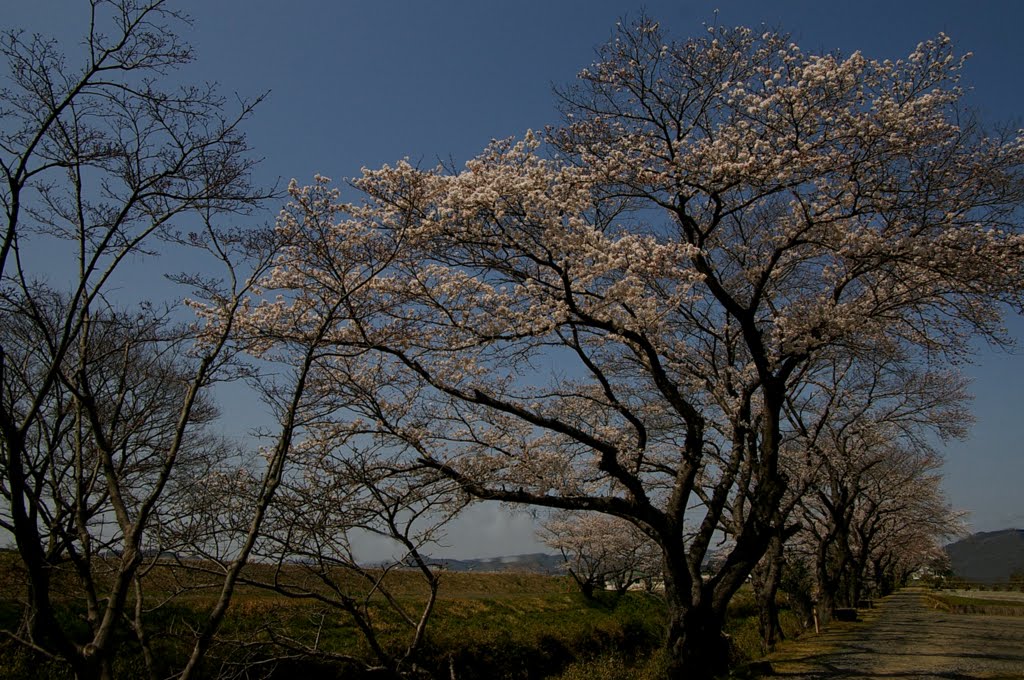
[666,606,731,679]
[873,556,898,596]
[814,542,838,625]
[662,588,731,679]
[8,438,96,680]
[849,571,864,607]
[660,544,734,679]
[752,534,785,653]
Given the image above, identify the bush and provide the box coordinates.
[553,649,671,680]
[424,592,665,680]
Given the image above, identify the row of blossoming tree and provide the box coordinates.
[230,18,1023,678]
[3,3,1023,679]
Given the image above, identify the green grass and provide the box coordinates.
[0,558,666,679]
[924,592,1024,616]
[0,553,804,679]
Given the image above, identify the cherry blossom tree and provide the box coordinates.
[248,18,1024,677]
[794,445,963,613]
[844,446,965,603]
[773,352,970,628]
[788,357,970,619]
[0,293,256,678]
[539,510,660,598]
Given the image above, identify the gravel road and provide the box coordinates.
[766,587,1024,679]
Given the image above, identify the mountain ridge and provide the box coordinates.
[427,552,564,574]
[945,528,1024,583]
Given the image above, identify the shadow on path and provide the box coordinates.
[764,588,1024,679]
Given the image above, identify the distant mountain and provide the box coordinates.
[945,529,1024,583]
[428,552,564,574]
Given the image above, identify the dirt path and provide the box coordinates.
[765,588,1024,679]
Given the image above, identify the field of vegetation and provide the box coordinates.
[924,589,1024,617]
[0,555,804,679]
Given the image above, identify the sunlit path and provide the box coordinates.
[769,588,1024,679]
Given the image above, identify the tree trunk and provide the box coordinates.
[814,542,837,625]
[849,570,863,607]
[9,447,95,680]
[663,598,731,679]
[873,556,898,596]
[752,535,785,653]
[660,550,731,679]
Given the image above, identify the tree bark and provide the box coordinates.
[752,534,785,653]
[663,597,731,679]
[659,543,732,679]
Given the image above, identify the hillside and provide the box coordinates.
[946,529,1024,583]
[432,552,564,574]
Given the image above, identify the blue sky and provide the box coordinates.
[8,1,1024,556]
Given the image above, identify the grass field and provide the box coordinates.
[947,589,1024,603]
[924,590,1024,617]
[0,554,804,679]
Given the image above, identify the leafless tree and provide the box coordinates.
[244,453,460,678]
[0,2,271,677]
[168,181,474,677]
